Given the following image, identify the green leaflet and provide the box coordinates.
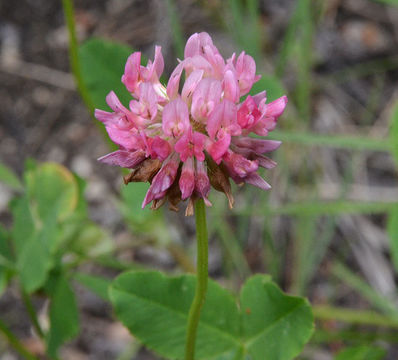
[240,275,314,360]
[0,162,23,191]
[250,75,286,102]
[26,162,79,222]
[74,272,111,301]
[79,38,133,111]
[110,271,241,359]
[46,273,80,357]
[110,271,313,360]
[17,211,58,293]
[10,196,35,257]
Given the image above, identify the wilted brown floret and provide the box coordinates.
[124,159,162,184]
[207,159,234,209]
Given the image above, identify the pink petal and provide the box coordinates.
[105,127,141,151]
[175,131,193,162]
[207,103,223,139]
[94,109,121,125]
[98,150,146,168]
[244,173,271,190]
[142,188,155,208]
[153,46,164,79]
[223,151,258,178]
[151,137,171,161]
[265,95,288,118]
[167,62,184,100]
[122,52,141,93]
[184,55,213,76]
[179,158,195,200]
[181,69,204,102]
[139,82,159,120]
[252,91,267,106]
[223,70,240,103]
[195,161,212,206]
[184,32,213,58]
[191,78,222,121]
[184,33,200,58]
[206,100,237,139]
[233,137,281,154]
[142,188,167,209]
[106,91,129,114]
[162,98,190,138]
[203,45,225,79]
[192,132,206,161]
[237,95,261,129]
[256,155,277,169]
[252,117,278,136]
[207,131,231,164]
[149,154,179,194]
[235,52,257,95]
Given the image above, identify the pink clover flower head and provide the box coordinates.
[96,32,287,215]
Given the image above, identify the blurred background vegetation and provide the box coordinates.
[1,0,398,358]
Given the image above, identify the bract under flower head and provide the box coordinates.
[96,32,287,215]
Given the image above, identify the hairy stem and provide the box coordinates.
[185,199,208,360]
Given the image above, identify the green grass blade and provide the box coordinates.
[165,0,185,59]
[269,130,391,151]
[387,204,398,273]
[237,200,398,217]
[389,101,398,166]
[332,262,398,318]
[313,305,398,329]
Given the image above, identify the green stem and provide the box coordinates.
[165,0,185,59]
[62,0,118,150]
[21,289,45,339]
[0,318,39,360]
[185,199,208,360]
[313,305,398,329]
[61,0,94,113]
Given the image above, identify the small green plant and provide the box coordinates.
[0,161,112,358]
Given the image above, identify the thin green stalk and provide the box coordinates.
[0,318,39,360]
[313,305,398,329]
[62,0,115,149]
[167,243,196,273]
[227,0,261,58]
[21,289,45,339]
[268,130,391,152]
[276,1,301,76]
[332,262,398,318]
[236,200,398,217]
[185,199,208,360]
[214,219,251,278]
[62,0,94,113]
[165,0,185,59]
[295,0,313,123]
[312,328,398,344]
